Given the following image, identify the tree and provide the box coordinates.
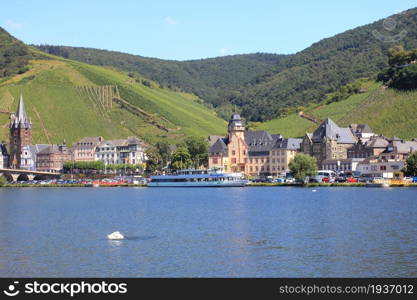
[404,152,417,177]
[0,175,7,187]
[170,146,193,170]
[184,136,209,168]
[155,141,173,168]
[288,153,318,182]
[145,147,163,173]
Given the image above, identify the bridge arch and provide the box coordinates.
[17,174,30,182]
[1,173,14,182]
[34,175,47,181]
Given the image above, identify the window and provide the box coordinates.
[380,165,387,171]
[232,150,236,155]
[231,158,236,164]
[212,158,218,164]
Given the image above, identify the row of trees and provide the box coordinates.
[145,136,209,173]
[62,161,145,173]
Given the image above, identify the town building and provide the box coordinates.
[349,124,375,142]
[95,136,146,165]
[0,141,9,169]
[347,136,389,159]
[356,157,405,178]
[301,118,357,167]
[9,95,32,168]
[20,144,50,171]
[379,138,417,162]
[36,143,72,172]
[72,136,104,162]
[321,158,363,173]
[208,114,301,176]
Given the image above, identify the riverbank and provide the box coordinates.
[249,182,417,187]
[2,183,417,188]
[1,183,147,188]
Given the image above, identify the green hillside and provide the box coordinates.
[36,8,417,122]
[256,80,417,140]
[0,50,226,146]
[230,8,417,121]
[35,45,286,117]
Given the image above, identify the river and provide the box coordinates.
[0,187,416,277]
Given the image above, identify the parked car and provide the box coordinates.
[413,177,417,183]
[335,176,347,183]
[346,176,358,183]
[358,176,373,183]
[274,177,286,183]
[285,177,296,183]
[311,170,337,183]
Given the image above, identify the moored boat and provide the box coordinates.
[148,168,248,187]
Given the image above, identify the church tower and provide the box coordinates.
[228,114,245,141]
[227,114,247,172]
[9,95,32,168]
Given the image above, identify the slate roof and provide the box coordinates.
[365,137,389,148]
[387,140,417,154]
[37,144,69,155]
[208,135,225,147]
[10,95,32,129]
[312,118,356,144]
[26,144,50,155]
[209,138,228,155]
[350,124,373,135]
[98,139,128,148]
[126,136,143,145]
[76,136,103,145]
[277,138,303,150]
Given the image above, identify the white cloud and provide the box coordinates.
[4,20,24,30]
[164,16,177,25]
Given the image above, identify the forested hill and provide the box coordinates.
[0,27,32,78]
[35,45,286,118]
[226,7,417,121]
[36,7,417,122]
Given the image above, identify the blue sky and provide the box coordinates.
[1,0,416,60]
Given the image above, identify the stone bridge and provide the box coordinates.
[0,168,61,182]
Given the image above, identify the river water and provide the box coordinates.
[0,187,416,277]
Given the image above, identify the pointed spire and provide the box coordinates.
[10,94,31,129]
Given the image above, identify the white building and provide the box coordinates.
[0,142,8,169]
[95,136,146,165]
[356,157,405,178]
[20,144,50,171]
[321,158,363,173]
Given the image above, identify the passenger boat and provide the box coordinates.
[148,168,248,187]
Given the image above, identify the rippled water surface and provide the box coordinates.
[0,187,416,277]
